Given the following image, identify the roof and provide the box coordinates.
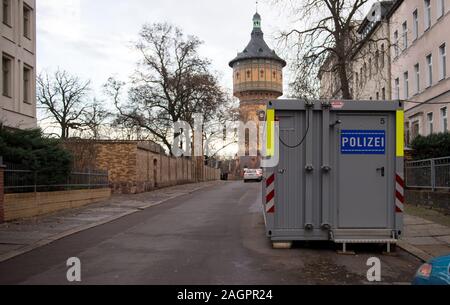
[229,13,286,68]
[357,1,395,34]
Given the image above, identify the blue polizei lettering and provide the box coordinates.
[341,130,386,155]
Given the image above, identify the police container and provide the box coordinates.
[262,100,405,252]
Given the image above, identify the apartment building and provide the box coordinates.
[318,2,395,100]
[1,0,36,129]
[352,1,394,101]
[390,0,449,143]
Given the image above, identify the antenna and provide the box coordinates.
[256,0,258,13]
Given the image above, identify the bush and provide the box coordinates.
[0,126,73,185]
[411,132,450,160]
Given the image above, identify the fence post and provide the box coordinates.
[0,160,5,223]
[431,159,436,191]
[33,171,37,193]
[88,169,91,190]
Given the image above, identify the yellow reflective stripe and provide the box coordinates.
[396,110,405,157]
[266,109,275,156]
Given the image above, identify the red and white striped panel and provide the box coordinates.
[395,174,405,213]
[266,173,275,214]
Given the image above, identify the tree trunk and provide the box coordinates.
[338,60,352,100]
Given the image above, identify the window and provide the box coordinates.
[375,50,379,73]
[412,121,420,140]
[424,0,431,30]
[439,43,447,80]
[355,72,359,88]
[260,70,264,79]
[359,67,363,87]
[369,58,372,78]
[438,0,445,18]
[246,70,251,79]
[426,54,433,87]
[23,4,32,39]
[381,44,385,68]
[363,62,367,83]
[2,0,11,26]
[23,65,32,104]
[395,78,400,99]
[382,87,386,100]
[404,71,409,99]
[405,122,411,145]
[376,92,379,100]
[413,9,419,40]
[402,21,408,49]
[2,54,12,97]
[441,107,448,132]
[427,112,434,135]
[394,31,399,57]
[414,63,420,94]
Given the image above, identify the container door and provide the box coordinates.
[276,111,304,230]
[336,114,389,229]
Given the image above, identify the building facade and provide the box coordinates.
[1,0,36,129]
[318,2,394,100]
[352,1,394,101]
[390,0,449,143]
[229,12,286,170]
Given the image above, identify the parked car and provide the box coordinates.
[243,168,263,183]
[412,255,450,285]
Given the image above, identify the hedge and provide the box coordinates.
[411,132,450,160]
[0,126,73,185]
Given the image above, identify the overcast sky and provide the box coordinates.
[37,0,293,98]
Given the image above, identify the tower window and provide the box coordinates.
[260,70,264,78]
[246,70,251,78]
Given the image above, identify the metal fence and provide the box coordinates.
[405,157,450,190]
[4,163,109,194]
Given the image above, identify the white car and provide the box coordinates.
[243,169,263,183]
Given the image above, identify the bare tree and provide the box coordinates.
[37,70,91,139]
[110,23,229,155]
[276,0,379,99]
[81,99,112,139]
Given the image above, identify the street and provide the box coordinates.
[0,181,421,285]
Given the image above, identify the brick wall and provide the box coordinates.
[64,140,220,194]
[406,189,450,214]
[3,188,111,222]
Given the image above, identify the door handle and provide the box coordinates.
[376,167,385,177]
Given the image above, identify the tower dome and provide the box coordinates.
[229,12,286,102]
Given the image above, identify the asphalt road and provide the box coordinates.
[0,181,421,285]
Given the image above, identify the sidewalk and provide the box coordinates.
[0,181,221,263]
[398,214,450,261]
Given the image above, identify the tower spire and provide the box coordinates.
[253,7,261,29]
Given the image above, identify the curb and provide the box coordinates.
[397,240,433,262]
[0,182,217,263]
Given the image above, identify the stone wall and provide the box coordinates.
[406,189,450,214]
[64,140,220,194]
[0,165,4,223]
[3,188,111,222]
